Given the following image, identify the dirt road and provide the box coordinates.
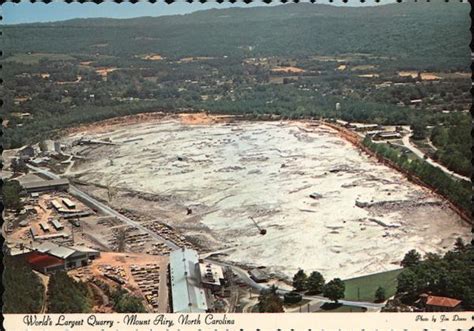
[401,131,469,182]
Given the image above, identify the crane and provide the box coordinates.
[249,216,267,235]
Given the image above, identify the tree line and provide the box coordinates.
[362,137,471,213]
[394,239,472,310]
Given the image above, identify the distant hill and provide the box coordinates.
[2,1,470,69]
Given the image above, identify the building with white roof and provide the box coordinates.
[169,248,208,313]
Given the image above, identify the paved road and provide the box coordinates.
[206,259,384,310]
[26,164,180,250]
[401,133,470,182]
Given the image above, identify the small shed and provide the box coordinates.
[62,198,76,209]
[51,219,64,230]
[249,268,269,283]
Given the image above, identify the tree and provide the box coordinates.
[454,237,466,252]
[2,180,24,211]
[283,291,303,304]
[396,269,419,300]
[375,286,386,302]
[401,249,421,268]
[292,269,308,292]
[47,271,92,313]
[3,257,44,313]
[11,158,28,174]
[39,140,49,152]
[395,242,473,309]
[460,287,473,310]
[323,278,345,303]
[306,271,325,294]
[411,121,427,140]
[112,289,146,313]
[257,285,284,313]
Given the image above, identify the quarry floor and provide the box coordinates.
[63,115,470,280]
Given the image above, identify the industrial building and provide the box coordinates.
[51,197,91,217]
[21,178,70,193]
[25,242,100,274]
[169,248,209,313]
[199,262,225,292]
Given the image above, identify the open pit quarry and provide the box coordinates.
[63,115,470,280]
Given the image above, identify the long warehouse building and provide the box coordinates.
[21,178,69,193]
[169,248,209,313]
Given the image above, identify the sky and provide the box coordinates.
[1,0,396,25]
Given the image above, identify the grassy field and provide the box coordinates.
[343,268,403,302]
[4,53,76,64]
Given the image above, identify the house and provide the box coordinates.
[419,294,462,312]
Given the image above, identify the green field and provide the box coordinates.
[4,53,76,64]
[343,268,403,302]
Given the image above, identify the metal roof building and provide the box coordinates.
[28,242,100,273]
[35,242,76,259]
[169,248,208,313]
[21,178,69,193]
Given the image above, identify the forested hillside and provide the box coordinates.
[47,271,92,313]
[3,257,45,313]
[2,1,470,70]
